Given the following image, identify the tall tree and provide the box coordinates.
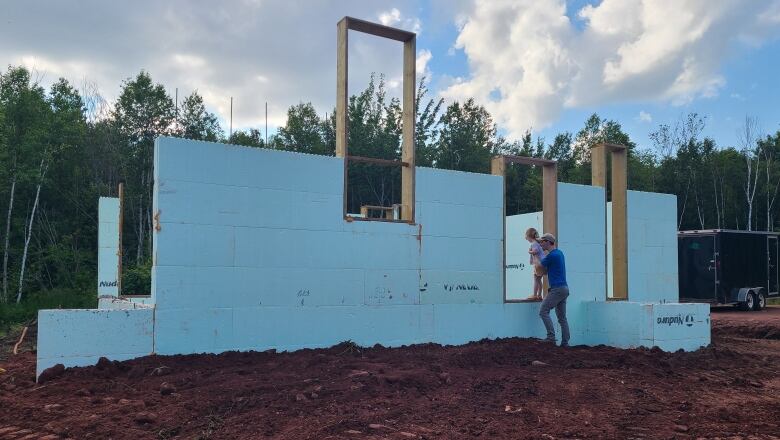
[274,102,329,155]
[435,98,497,173]
[0,66,49,302]
[113,71,175,264]
[178,91,223,142]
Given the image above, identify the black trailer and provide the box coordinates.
[678,229,780,310]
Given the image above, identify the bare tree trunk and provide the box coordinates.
[739,116,761,231]
[136,197,144,265]
[2,174,16,303]
[16,159,46,303]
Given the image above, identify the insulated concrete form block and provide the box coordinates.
[232,267,365,307]
[558,183,606,245]
[154,223,235,268]
[233,228,351,270]
[155,137,343,195]
[156,179,344,232]
[416,201,503,239]
[420,236,502,272]
[364,269,421,305]
[583,301,709,351]
[416,167,503,208]
[419,270,501,304]
[97,197,120,296]
[154,308,234,355]
[36,309,153,377]
[607,191,678,302]
[651,303,710,341]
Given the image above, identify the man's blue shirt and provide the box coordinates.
[540,248,567,288]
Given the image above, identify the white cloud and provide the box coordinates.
[637,111,652,123]
[416,49,432,79]
[378,7,422,34]
[442,0,780,138]
[0,1,425,131]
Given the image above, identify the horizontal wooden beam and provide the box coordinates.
[341,16,415,42]
[347,155,409,167]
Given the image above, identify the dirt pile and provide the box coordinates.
[1,309,780,439]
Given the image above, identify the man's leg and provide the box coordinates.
[539,289,564,342]
[554,287,570,346]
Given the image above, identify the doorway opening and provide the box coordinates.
[491,155,558,302]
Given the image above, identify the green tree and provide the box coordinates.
[178,91,223,142]
[228,128,265,148]
[435,98,497,173]
[274,102,329,155]
[113,71,175,265]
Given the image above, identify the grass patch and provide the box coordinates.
[769,297,780,306]
[0,288,96,333]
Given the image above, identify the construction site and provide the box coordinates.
[1,16,780,440]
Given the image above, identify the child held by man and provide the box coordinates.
[526,228,546,300]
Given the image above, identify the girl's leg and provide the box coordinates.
[534,276,542,298]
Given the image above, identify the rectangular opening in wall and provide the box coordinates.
[345,159,403,221]
[504,163,545,301]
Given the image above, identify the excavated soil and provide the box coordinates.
[1,307,780,439]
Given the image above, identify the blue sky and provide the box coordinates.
[1,0,778,152]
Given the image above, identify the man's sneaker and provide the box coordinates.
[560,342,570,348]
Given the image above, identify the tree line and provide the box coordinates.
[1,65,780,305]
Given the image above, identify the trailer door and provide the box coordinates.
[678,235,717,301]
[769,236,778,295]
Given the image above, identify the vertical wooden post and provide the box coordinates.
[542,164,558,238]
[591,143,628,300]
[591,144,607,188]
[491,157,507,302]
[336,18,348,159]
[611,148,628,300]
[117,182,124,296]
[401,36,416,222]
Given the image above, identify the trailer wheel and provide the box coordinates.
[740,292,756,311]
[754,291,766,311]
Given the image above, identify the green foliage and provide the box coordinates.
[228,129,265,148]
[0,288,96,330]
[122,259,151,296]
[179,91,223,142]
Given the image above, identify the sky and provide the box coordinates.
[2,0,780,151]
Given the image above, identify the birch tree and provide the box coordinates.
[738,116,761,231]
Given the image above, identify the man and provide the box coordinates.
[534,233,570,347]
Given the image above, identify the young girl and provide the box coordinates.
[526,227,546,300]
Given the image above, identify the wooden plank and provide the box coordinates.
[117,182,124,296]
[590,144,607,188]
[336,19,348,159]
[345,16,415,42]
[542,164,558,238]
[490,155,506,176]
[401,37,416,222]
[612,148,628,300]
[347,155,409,167]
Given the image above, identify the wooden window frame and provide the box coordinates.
[336,16,416,223]
[491,155,558,303]
[591,143,628,300]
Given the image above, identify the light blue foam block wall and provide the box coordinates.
[607,190,678,302]
[97,197,120,296]
[37,138,709,377]
[36,309,154,377]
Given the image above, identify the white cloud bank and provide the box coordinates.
[0,1,424,131]
[442,0,780,138]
